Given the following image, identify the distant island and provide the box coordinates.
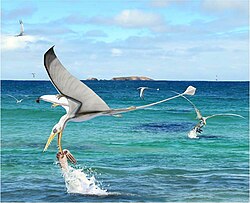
[85,76,154,81]
[86,77,98,81]
[112,76,153,81]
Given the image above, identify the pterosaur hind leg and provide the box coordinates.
[56,94,64,100]
[51,103,60,108]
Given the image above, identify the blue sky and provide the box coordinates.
[1,0,249,80]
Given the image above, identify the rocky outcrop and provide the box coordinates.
[86,77,98,81]
[111,76,153,81]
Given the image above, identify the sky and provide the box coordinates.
[1,0,249,80]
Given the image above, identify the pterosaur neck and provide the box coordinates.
[59,114,69,130]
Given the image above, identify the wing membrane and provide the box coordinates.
[172,91,202,119]
[44,46,110,113]
[204,113,245,120]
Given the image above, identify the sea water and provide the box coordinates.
[1,80,249,202]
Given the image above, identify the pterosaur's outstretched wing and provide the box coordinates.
[7,94,18,102]
[38,95,69,113]
[204,113,245,121]
[44,46,110,114]
[140,88,145,99]
[183,96,202,120]
[173,91,202,120]
[19,20,24,35]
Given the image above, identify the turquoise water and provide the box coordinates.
[1,80,249,202]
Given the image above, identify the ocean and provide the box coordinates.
[1,80,249,202]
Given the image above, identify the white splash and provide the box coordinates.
[188,129,199,139]
[60,165,108,196]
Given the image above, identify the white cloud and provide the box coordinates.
[1,2,248,81]
[84,30,108,38]
[114,9,164,28]
[111,48,123,57]
[47,10,166,33]
[2,5,37,20]
[150,0,188,7]
[150,0,170,7]
[1,35,38,50]
[202,0,248,13]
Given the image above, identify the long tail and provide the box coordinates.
[109,86,196,114]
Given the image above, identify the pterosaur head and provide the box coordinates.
[43,123,63,152]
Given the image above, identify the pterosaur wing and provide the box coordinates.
[19,20,24,34]
[172,91,202,119]
[39,95,69,113]
[7,94,18,102]
[140,88,145,98]
[44,46,110,113]
[204,113,245,120]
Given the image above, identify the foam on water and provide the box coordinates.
[188,128,199,139]
[60,165,108,196]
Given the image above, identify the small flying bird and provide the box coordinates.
[7,94,24,103]
[37,46,196,161]
[15,20,24,37]
[137,87,159,100]
[178,94,245,139]
[32,73,36,78]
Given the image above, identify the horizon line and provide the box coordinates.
[1,79,249,82]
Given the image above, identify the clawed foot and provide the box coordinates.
[56,94,64,100]
[51,103,59,108]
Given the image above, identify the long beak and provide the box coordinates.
[57,132,63,154]
[43,132,57,152]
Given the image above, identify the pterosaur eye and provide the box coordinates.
[53,128,57,133]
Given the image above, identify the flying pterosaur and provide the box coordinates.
[137,87,159,100]
[178,94,245,139]
[37,46,196,159]
[7,94,24,103]
[15,20,24,37]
